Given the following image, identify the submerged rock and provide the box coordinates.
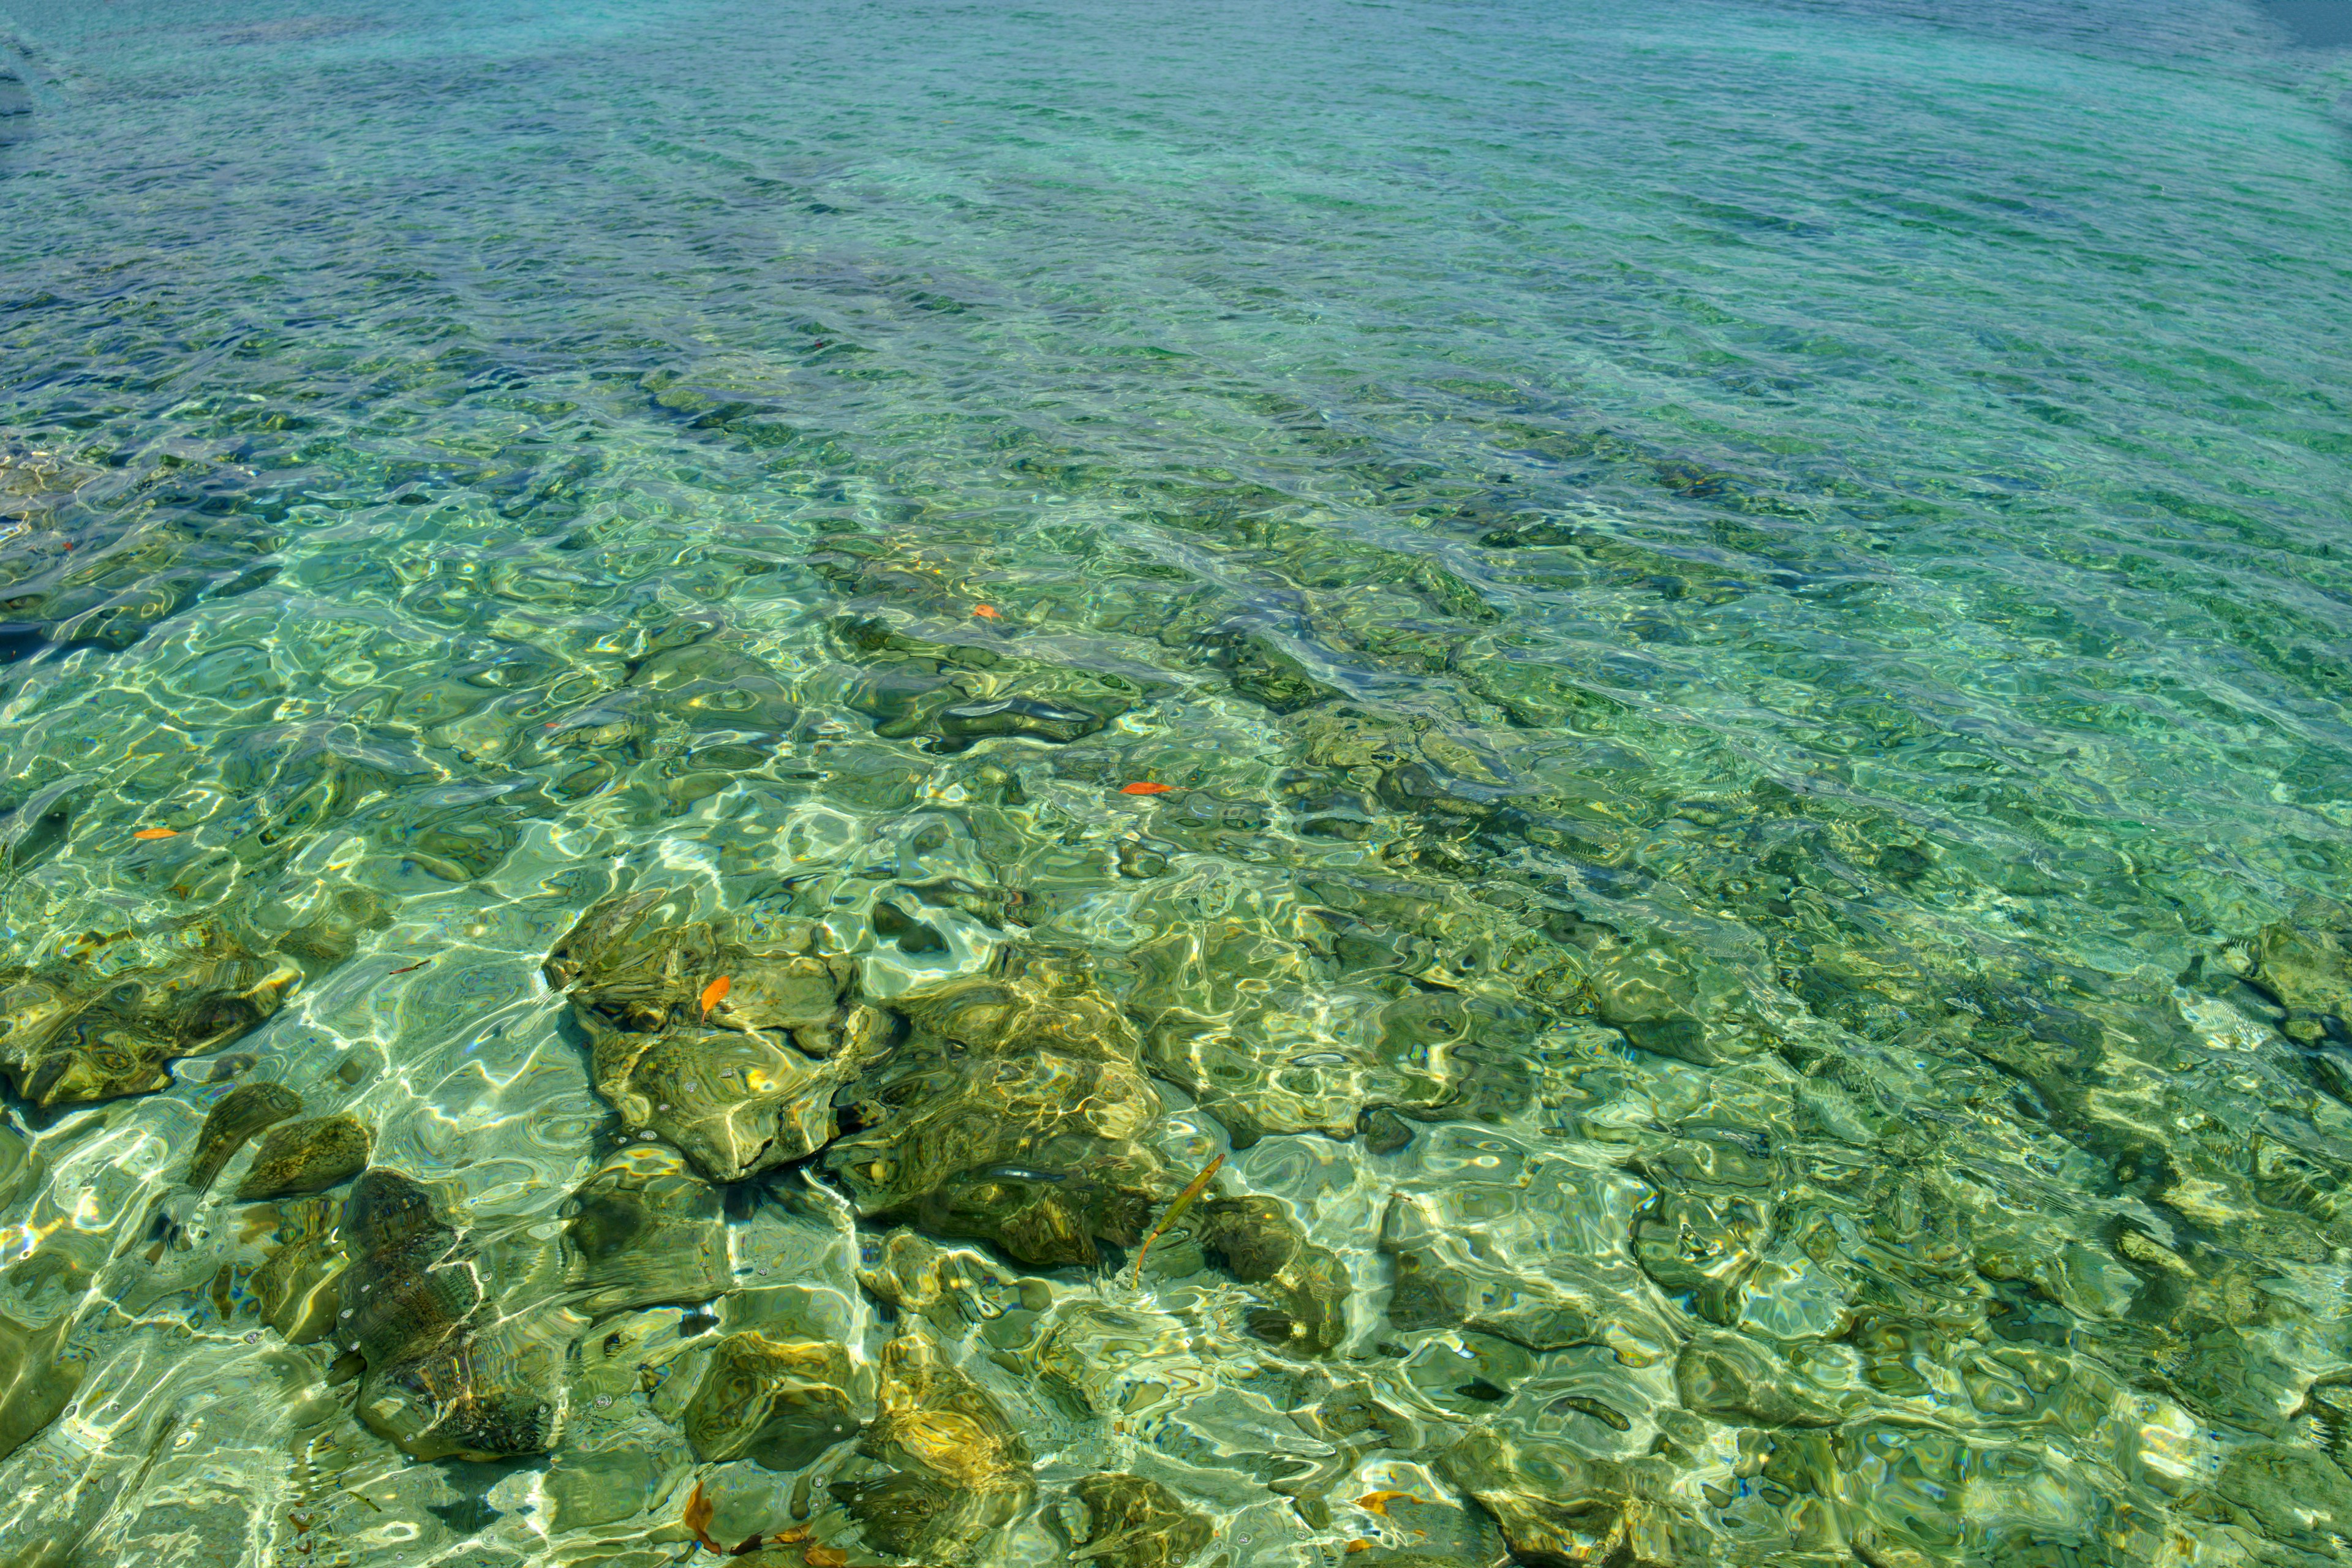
[1584,932,1753,1068]
[2247,900,2352,1041]
[1192,1196,1351,1355]
[250,1195,344,1344]
[564,1145,729,1316]
[831,956,1355,1321]
[233,1113,371,1200]
[1630,1188,1768,1329]
[358,1316,577,1465]
[2211,1442,2352,1551]
[929,696,1106,751]
[273,886,392,968]
[628,640,799,734]
[0,511,281,652]
[824,965,1166,1268]
[616,1026,848,1183]
[829,620,1136,755]
[1672,1335,1839,1429]
[0,1311,82,1464]
[832,1330,1033,1562]
[1069,1474,1212,1568]
[545,889,868,1182]
[544,1436,668,1534]
[683,1331,861,1471]
[0,1127,42,1213]
[184,1081,302,1193]
[338,1169,480,1368]
[829,1054,1161,1268]
[1129,902,1558,1143]
[1437,1428,1697,1568]
[0,944,299,1107]
[1212,631,1343,714]
[337,1169,568,1462]
[1379,1194,1599,1354]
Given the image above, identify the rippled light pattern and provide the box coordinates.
[1,1,2349,1564]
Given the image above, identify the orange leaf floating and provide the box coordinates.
[700,974,731,1017]
[804,1549,850,1568]
[1345,1544,1374,1556]
[972,603,1001,619]
[1357,1491,1421,1517]
[132,827,179,840]
[682,1483,723,1554]
[1118,782,1172,796]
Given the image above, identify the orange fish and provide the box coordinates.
[700,975,731,1017]
[973,603,1002,619]
[682,1483,723,1553]
[1118,782,1172,796]
[132,827,179,840]
[1133,1152,1224,1281]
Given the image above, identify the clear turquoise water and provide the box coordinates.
[1,2,2349,1564]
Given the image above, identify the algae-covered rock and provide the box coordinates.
[929,696,1108,751]
[1631,1189,1768,1327]
[628,639,799,734]
[1131,889,1561,1142]
[832,1330,1033,1562]
[0,944,298,1107]
[184,1080,301,1193]
[852,1227,1039,1340]
[1212,631,1343,714]
[337,1169,570,1462]
[548,888,827,1034]
[684,1331,861,1471]
[2209,1442,2352,1551]
[1379,1194,1599,1353]
[828,1052,1162,1267]
[826,964,1167,1267]
[272,886,392,969]
[356,1313,579,1464]
[1585,933,1753,1067]
[251,1193,345,1344]
[1673,1335,1839,1429]
[0,1126,41,1213]
[0,1311,82,1463]
[546,1438,666,1532]
[2248,901,2352,1038]
[827,616,1135,753]
[1070,1473,1212,1568]
[545,888,867,1182]
[1192,1195,1351,1354]
[610,1026,846,1183]
[1437,1427,1695,1568]
[233,1113,371,1200]
[0,506,275,653]
[338,1169,481,1391]
[564,1144,729,1316]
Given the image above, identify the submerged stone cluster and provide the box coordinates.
[0,432,2346,1568]
[11,863,2331,1568]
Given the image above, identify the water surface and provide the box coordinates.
[2,2,2350,1565]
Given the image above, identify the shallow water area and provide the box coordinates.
[1,1,2350,1564]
